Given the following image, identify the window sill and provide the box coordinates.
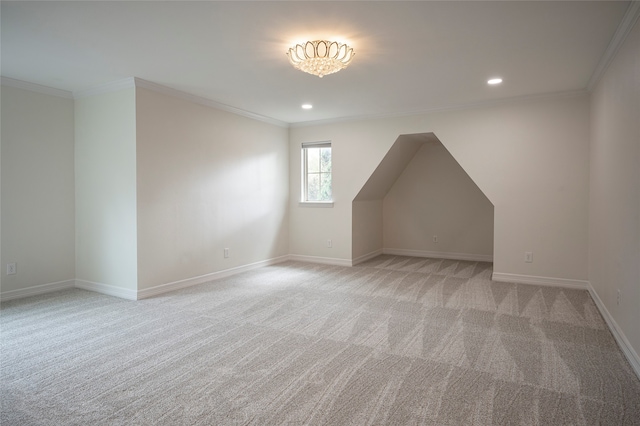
[299,201,334,208]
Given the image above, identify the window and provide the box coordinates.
[302,142,332,202]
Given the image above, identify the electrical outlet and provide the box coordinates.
[6,263,17,275]
[327,239,332,248]
[617,289,620,306]
[433,235,438,243]
[525,252,533,263]
[224,248,229,258]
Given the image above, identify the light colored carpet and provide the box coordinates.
[2,256,639,425]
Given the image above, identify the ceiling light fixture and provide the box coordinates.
[302,104,313,110]
[487,78,503,85]
[287,40,355,78]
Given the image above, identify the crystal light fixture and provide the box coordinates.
[286,40,355,78]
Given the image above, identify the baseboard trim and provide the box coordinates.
[383,248,493,263]
[75,280,138,301]
[588,283,640,379]
[352,249,384,266]
[491,272,588,289]
[0,279,76,302]
[136,255,291,299]
[288,254,352,267]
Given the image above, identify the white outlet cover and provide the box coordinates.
[7,263,17,275]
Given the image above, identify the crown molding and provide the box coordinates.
[0,76,73,99]
[290,89,589,128]
[1,74,287,127]
[587,0,640,91]
[72,77,136,99]
[132,78,288,128]
[71,77,287,127]
[1,73,593,130]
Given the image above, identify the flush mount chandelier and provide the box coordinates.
[286,40,355,78]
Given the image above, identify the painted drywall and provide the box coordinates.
[352,133,423,261]
[75,89,138,291]
[135,88,289,290]
[1,85,75,293]
[354,134,424,201]
[290,94,590,281]
[352,199,383,261]
[589,19,640,359]
[383,139,494,259]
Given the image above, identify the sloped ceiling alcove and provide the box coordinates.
[354,133,432,202]
[352,133,494,263]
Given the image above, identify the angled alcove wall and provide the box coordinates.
[352,132,494,263]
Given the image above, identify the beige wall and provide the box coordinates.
[75,89,138,291]
[135,88,289,290]
[383,141,494,259]
[589,20,639,360]
[290,94,590,281]
[1,86,75,293]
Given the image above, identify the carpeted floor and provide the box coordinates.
[2,255,639,425]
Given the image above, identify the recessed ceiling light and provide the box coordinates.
[302,104,313,109]
[487,78,503,85]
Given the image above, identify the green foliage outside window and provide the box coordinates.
[304,146,332,201]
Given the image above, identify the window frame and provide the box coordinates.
[300,141,333,207]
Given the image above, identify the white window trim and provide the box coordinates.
[300,141,333,206]
[298,201,334,208]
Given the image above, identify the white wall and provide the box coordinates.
[1,85,75,294]
[351,134,423,261]
[383,140,494,260]
[289,123,395,261]
[135,88,289,290]
[1,80,591,301]
[75,89,138,292]
[589,19,639,362]
[352,199,383,261]
[290,94,590,281]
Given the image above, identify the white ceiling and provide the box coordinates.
[0,1,631,125]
